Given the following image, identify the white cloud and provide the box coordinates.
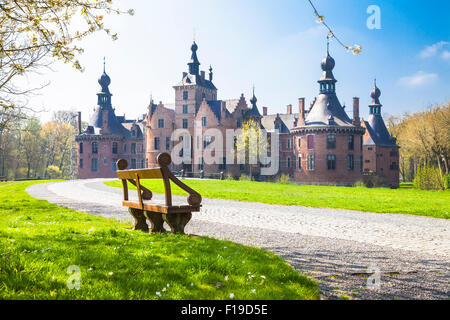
[419,41,449,58]
[441,50,450,60]
[398,71,438,88]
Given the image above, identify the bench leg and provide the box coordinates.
[128,208,149,232]
[163,212,192,234]
[144,211,166,233]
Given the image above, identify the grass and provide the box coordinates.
[0,181,319,300]
[105,179,450,219]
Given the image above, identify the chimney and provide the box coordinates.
[200,71,206,80]
[353,97,360,126]
[263,107,268,116]
[286,104,292,115]
[298,98,306,126]
[77,112,82,134]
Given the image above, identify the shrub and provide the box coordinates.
[361,175,385,188]
[239,174,252,181]
[277,174,291,184]
[46,165,62,179]
[413,165,444,190]
[354,180,366,188]
[224,173,235,181]
[444,173,450,190]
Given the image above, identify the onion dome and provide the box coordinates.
[98,58,111,94]
[98,72,111,88]
[321,53,335,71]
[370,80,382,105]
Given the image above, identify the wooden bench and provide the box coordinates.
[116,153,202,234]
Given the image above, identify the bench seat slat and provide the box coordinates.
[117,168,163,180]
[122,201,201,214]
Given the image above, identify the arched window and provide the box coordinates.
[79,142,84,154]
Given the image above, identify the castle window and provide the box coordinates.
[183,105,188,114]
[347,154,354,171]
[237,120,242,128]
[131,143,136,154]
[307,135,314,150]
[131,159,136,169]
[182,119,188,129]
[390,162,398,170]
[154,137,161,150]
[360,136,363,151]
[183,91,188,100]
[91,158,98,172]
[219,157,227,171]
[327,155,336,170]
[112,142,118,154]
[79,143,83,154]
[158,119,165,129]
[166,137,171,151]
[198,157,204,171]
[202,117,207,127]
[111,159,117,171]
[360,156,363,172]
[298,155,302,171]
[92,142,98,154]
[298,138,301,149]
[348,135,354,150]
[132,130,136,137]
[287,139,291,150]
[307,154,315,171]
[123,144,127,153]
[141,159,145,169]
[79,159,83,169]
[202,93,206,99]
[287,157,291,168]
[103,157,108,165]
[203,136,212,149]
[327,134,336,149]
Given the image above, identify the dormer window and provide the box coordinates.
[132,130,136,137]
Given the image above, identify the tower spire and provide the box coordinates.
[103,57,106,73]
[188,41,200,75]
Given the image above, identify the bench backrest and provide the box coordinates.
[116,153,202,209]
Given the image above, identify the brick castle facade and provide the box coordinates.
[76,41,399,187]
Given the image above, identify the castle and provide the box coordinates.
[76,41,399,187]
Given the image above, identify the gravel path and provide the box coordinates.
[26,179,449,300]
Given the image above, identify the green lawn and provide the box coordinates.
[105,179,449,219]
[0,181,318,300]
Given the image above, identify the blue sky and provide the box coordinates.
[25,0,450,123]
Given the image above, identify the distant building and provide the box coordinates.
[76,41,399,187]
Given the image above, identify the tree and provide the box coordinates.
[235,119,267,178]
[40,120,74,177]
[0,0,134,110]
[386,101,450,183]
[19,117,42,178]
[0,107,24,176]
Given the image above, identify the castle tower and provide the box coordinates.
[172,41,218,170]
[291,44,365,185]
[362,81,400,187]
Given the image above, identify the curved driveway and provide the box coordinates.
[27,179,449,300]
